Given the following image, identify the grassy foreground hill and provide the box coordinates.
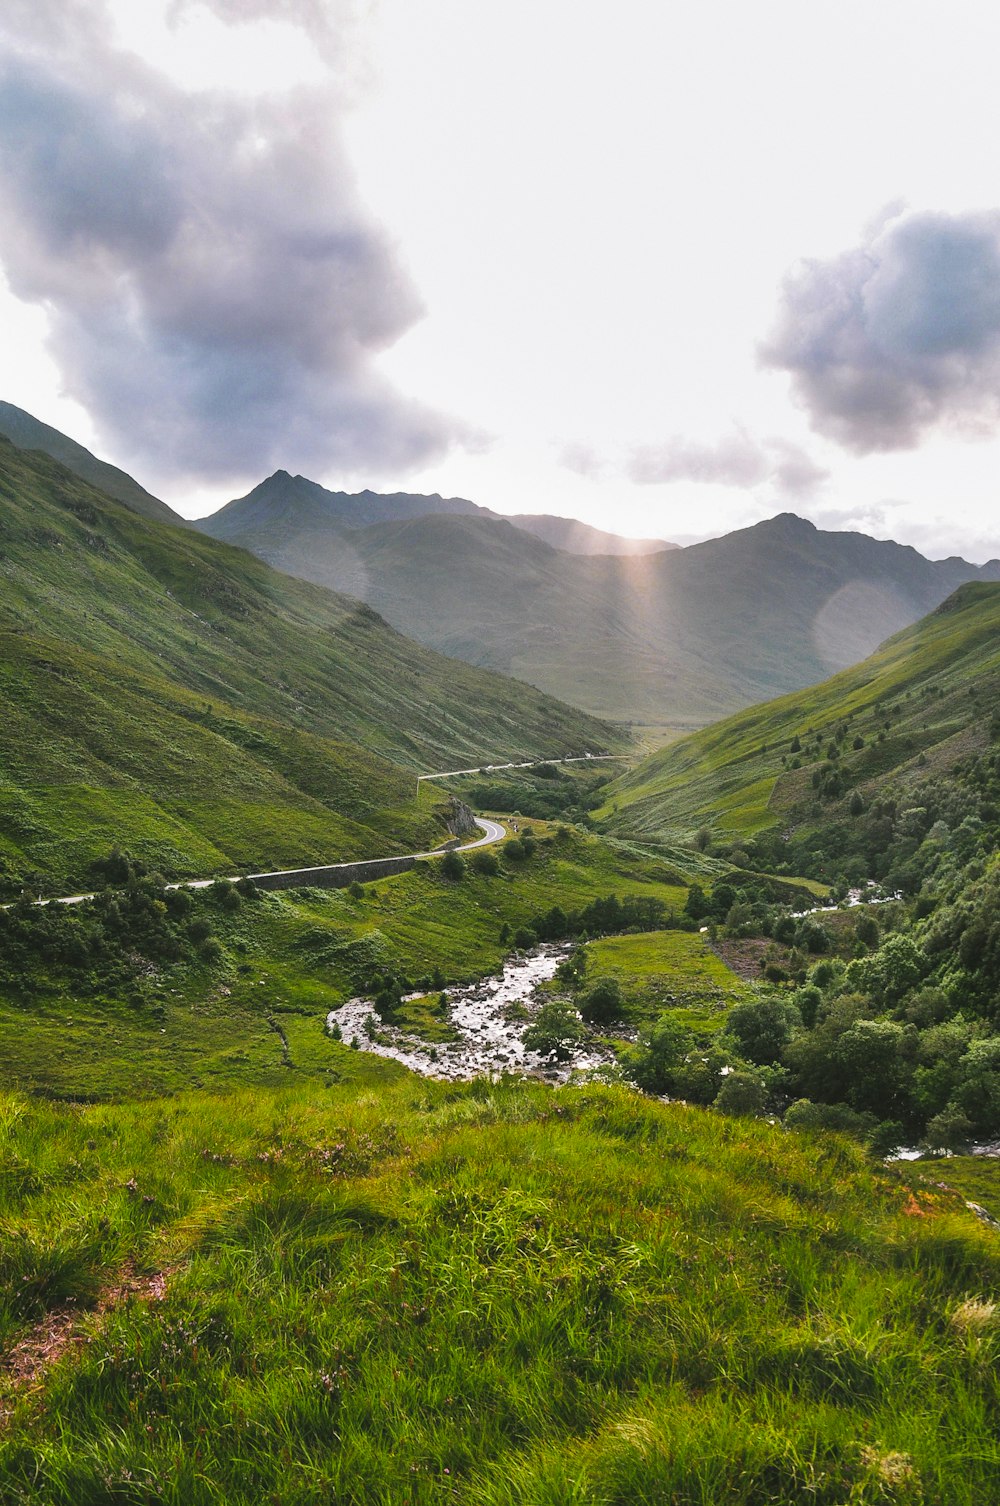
[597,581,1000,861]
[0,1075,996,1504]
[0,437,619,894]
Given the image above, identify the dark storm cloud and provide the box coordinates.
[625,433,826,496]
[761,209,1000,453]
[0,5,461,482]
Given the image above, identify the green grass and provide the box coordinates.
[0,1078,996,1503]
[598,581,1000,849]
[919,1157,1000,1222]
[582,931,750,1031]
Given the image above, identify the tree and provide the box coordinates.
[471,849,500,877]
[441,850,465,881]
[628,1016,696,1096]
[924,1104,973,1152]
[726,997,798,1065]
[684,884,710,922]
[832,1018,911,1118]
[524,1001,586,1060]
[854,911,879,949]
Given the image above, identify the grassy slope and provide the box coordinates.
[598,581,1000,846]
[0,1077,996,1505]
[0,400,180,526]
[0,438,620,891]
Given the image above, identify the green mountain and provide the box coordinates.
[597,580,1000,863]
[0,436,619,894]
[0,400,181,527]
[198,493,1000,727]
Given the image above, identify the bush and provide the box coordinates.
[441,851,466,881]
[471,850,500,877]
[715,1071,768,1117]
[578,977,623,1025]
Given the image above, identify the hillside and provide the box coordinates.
[597,580,1000,864]
[0,437,618,893]
[198,493,1000,726]
[0,400,181,527]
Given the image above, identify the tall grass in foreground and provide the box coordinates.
[0,1079,997,1503]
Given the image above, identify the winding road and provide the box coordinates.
[24,752,627,908]
[417,753,628,783]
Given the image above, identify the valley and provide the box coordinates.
[0,406,997,1504]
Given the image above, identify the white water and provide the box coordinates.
[326,944,612,1082]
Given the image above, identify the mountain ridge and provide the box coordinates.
[0,400,182,527]
[197,483,1000,726]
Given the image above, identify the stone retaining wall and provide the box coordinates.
[247,855,418,892]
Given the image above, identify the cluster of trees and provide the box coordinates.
[440,834,538,882]
[0,864,256,1000]
[463,769,609,822]
[740,741,1000,895]
[623,843,1000,1149]
[504,893,668,952]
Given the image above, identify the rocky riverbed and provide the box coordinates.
[326,944,612,1082]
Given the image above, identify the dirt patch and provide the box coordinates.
[1,1266,171,1411]
[708,937,772,980]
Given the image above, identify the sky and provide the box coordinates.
[1,0,999,560]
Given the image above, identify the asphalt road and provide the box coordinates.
[417,753,628,783]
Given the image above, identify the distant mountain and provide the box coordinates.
[203,470,673,558]
[501,514,675,556]
[196,489,1000,727]
[204,470,487,540]
[0,400,182,526]
[0,435,618,893]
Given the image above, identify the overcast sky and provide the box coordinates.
[1,0,1000,560]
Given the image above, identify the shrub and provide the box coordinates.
[579,977,623,1025]
[715,1070,768,1117]
[441,850,465,881]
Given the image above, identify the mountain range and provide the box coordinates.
[4,399,999,734]
[200,470,1000,728]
